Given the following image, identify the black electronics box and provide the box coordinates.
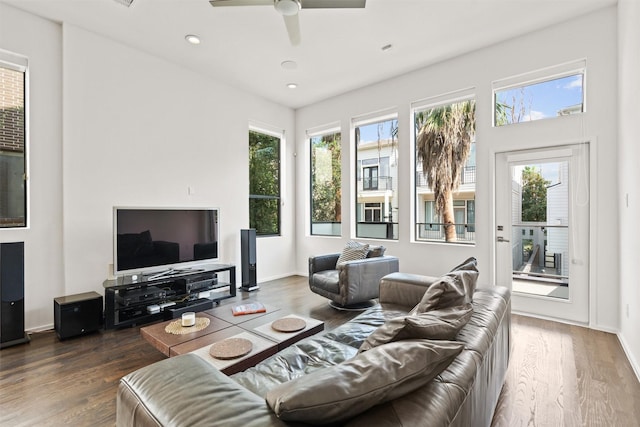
[164,298,213,319]
[54,291,103,340]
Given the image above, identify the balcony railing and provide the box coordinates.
[416,166,476,188]
[356,221,399,240]
[357,176,393,192]
[415,222,476,243]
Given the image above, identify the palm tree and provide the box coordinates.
[416,100,475,242]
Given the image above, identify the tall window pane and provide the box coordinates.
[0,63,26,228]
[354,116,398,240]
[414,99,476,244]
[249,129,280,236]
[310,131,341,236]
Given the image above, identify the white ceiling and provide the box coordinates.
[3,0,616,109]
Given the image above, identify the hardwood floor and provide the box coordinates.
[492,315,640,427]
[1,276,638,426]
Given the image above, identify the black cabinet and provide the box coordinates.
[103,264,236,329]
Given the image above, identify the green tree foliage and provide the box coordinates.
[249,130,280,235]
[416,100,475,242]
[311,133,341,223]
[521,166,549,222]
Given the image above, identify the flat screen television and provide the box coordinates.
[113,207,219,276]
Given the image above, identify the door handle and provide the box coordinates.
[496,236,510,243]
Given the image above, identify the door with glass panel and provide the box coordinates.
[495,144,589,323]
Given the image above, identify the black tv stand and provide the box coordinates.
[103,264,236,329]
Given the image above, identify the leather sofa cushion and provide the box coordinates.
[358,303,473,353]
[412,257,479,313]
[366,244,386,258]
[310,269,340,294]
[265,339,464,425]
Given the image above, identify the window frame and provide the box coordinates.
[248,125,282,237]
[0,52,29,230]
[352,110,399,241]
[492,59,587,127]
[411,90,476,245]
[308,126,342,237]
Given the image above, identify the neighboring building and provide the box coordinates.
[415,143,476,243]
[511,162,569,281]
[356,137,399,240]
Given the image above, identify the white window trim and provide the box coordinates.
[0,49,29,229]
[410,91,477,245]
[248,122,284,237]
[308,125,342,237]
[491,59,587,127]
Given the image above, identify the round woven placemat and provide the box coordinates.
[271,317,306,333]
[164,317,210,335]
[209,337,253,360]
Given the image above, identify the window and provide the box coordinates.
[310,130,341,236]
[0,58,27,228]
[413,95,476,244]
[493,62,585,126]
[354,114,398,240]
[364,202,382,222]
[249,129,281,236]
[363,166,378,190]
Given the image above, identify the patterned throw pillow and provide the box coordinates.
[336,241,370,266]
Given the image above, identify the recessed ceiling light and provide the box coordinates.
[286,83,298,89]
[185,34,201,45]
[381,43,393,52]
[281,60,298,70]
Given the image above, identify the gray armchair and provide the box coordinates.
[308,252,399,308]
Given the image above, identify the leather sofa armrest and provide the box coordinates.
[338,256,400,305]
[379,272,439,308]
[117,354,286,427]
[309,253,340,275]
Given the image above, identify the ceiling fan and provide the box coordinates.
[209,0,366,46]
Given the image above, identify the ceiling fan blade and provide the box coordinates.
[283,14,301,46]
[209,0,272,7]
[300,0,365,9]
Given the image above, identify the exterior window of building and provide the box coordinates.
[414,97,476,244]
[354,114,398,240]
[0,59,26,228]
[364,202,382,222]
[363,166,378,190]
[493,63,585,127]
[249,129,281,236]
[310,130,341,236]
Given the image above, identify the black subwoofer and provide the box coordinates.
[0,241,30,349]
[54,292,103,340]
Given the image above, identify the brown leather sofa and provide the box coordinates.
[117,274,510,427]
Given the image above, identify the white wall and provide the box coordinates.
[0,4,64,330]
[1,5,296,330]
[617,0,640,379]
[62,24,297,299]
[295,8,619,331]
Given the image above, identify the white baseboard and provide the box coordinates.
[618,332,640,384]
[26,323,54,333]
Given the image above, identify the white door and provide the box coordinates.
[495,144,589,323]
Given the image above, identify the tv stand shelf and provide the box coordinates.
[103,264,236,329]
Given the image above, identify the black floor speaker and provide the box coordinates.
[0,241,30,349]
[240,229,258,291]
